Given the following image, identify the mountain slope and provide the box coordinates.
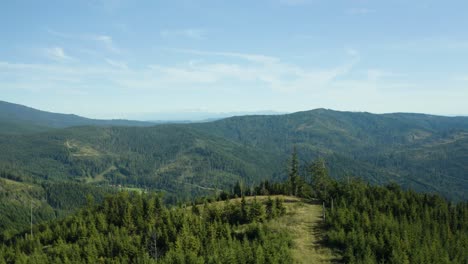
[0,125,281,199]
[0,101,154,133]
[0,105,467,200]
[191,109,468,200]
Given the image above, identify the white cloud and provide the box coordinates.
[44,47,73,61]
[133,48,358,92]
[3,48,465,116]
[160,29,206,39]
[46,29,121,54]
[0,48,358,94]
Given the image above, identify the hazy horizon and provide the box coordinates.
[2,99,467,121]
[2,1,468,118]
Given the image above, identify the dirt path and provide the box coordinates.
[269,198,339,263]
[194,195,340,263]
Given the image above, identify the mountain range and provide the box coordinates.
[0,100,154,134]
[0,100,467,203]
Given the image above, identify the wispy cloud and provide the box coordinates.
[7,49,458,116]
[46,29,121,54]
[169,48,279,64]
[160,29,206,39]
[44,47,73,61]
[93,35,120,53]
[347,8,375,15]
[0,48,359,94]
[45,28,74,38]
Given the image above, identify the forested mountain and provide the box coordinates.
[1,168,467,263]
[193,109,468,200]
[0,101,154,134]
[1,104,467,201]
[0,125,280,197]
[1,102,468,239]
[0,192,293,263]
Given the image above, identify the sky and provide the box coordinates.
[1,0,468,119]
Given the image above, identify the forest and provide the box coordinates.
[2,0,468,262]
[1,102,468,202]
[1,155,467,263]
[0,192,291,263]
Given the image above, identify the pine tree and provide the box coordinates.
[309,158,331,200]
[288,147,300,196]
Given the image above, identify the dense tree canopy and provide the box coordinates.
[0,192,291,264]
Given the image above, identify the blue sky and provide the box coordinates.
[1,0,468,119]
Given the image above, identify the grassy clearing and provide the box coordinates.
[64,140,100,157]
[118,186,146,194]
[196,195,340,263]
[83,165,117,184]
[269,199,340,263]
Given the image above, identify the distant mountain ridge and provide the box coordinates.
[0,100,155,134]
[0,100,467,201]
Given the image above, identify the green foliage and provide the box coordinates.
[193,109,468,201]
[1,104,468,256]
[288,147,300,196]
[0,179,115,239]
[0,125,280,200]
[0,192,292,263]
[309,158,334,201]
[326,180,468,263]
[2,107,468,202]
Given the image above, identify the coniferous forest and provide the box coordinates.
[0,192,291,264]
[1,155,467,263]
[0,102,467,263]
[326,181,468,263]
[3,0,468,262]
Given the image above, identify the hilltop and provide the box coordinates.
[1,101,468,238]
[0,100,154,134]
[1,101,466,201]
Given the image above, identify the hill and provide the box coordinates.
[0,101,154,134]
[192,109,468,200]
[0,193,297,263]
[207,196,339,263]
[1,104,467,203]
[1,177,466,263]
[0,125,281,199]
[0,105,467,202]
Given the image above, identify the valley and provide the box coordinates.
[0,101,467,263]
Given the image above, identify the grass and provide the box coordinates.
[268,199,340,263]
[118,186,146,194]
[64,140,101,157]
[195,195,341,263]
[83,165,117,183]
